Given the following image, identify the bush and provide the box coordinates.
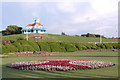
[61,42,78,52]
[2,45,8,54]
[28,41,40,51]
[37,42,51,52]
[95,43,102,49]
[17,37,25,40]
[2,40,16,45]
[112,43,119,49]
[118,43,120,49]
[4,44,18,53]
[103,43,113,49]
[75,43,87,50]
[96,43,106,49]
[10,40,16,43]
[83,43,98,50]
[61,32,67,35]
[12,41,23,52]
[107,43,118,49]
[2,40,11,45]
[19,40,35,51]
[49,42,66,52]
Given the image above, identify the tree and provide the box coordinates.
[61,32,66,35]
[2,25,22,35]
[86,33,95,37]
[81,33,106,38]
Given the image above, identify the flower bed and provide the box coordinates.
[7,60,115,71]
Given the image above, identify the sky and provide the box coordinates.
[1,0,119,38]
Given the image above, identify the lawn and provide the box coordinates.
[2,51,118,78]
[7,51,118,57]
[2,34,117,43]
[49,51,118,57]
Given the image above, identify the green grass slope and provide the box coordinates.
[2,34,118,43]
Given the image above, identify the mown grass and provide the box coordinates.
[49,51,118,57]
[8,51,119,57]
[2,51,118,78]
[2,34,117,43]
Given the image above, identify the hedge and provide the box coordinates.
[19,40,35,51]
[4,44,18,53]
[28,41,40,51]
[109,43,119,49]
[2,40,120,54]
[75,43,87,50]
[83,43,98,50]
[103,43,113,49]
[49,42,66,52]
[12,41,23,52]
[96,43,106,49]
[2,45,8,54]
[118,43,120,49]
[37,42,51,52]
[61,42,78,52]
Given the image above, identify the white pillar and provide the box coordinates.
[100,35,102,43]
[26,30,28,41]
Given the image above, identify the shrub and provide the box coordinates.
[95,43,102,49]
[83,43,98,50]
[37,42,51,52]
[103,43,113,49]
[2,40,11,45]
[17,37,25,40]
[26,45,35,51]
[12,41,23,52]
[96,43,106,49]
[61,32,67,35]
[19,40,35,51]
[110,43,119,49]
[101,43,107,49]
[107,43,118,49]
[61,42,78,52]
[10,40,16,43]
[28,41,40,51]
[2,45,8,54]
[118,43,120,49]
[49,42,66,52]
[75,43,87,50]
[4,44,18,53]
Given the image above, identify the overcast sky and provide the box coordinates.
[1,0,119,37]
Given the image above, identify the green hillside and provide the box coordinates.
[2,34,118,43]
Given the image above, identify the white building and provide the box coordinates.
[21,19,46,34]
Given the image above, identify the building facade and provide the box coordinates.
[21,19,46,34]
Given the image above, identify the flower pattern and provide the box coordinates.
[7,60,115,71]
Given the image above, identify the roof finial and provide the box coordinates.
[34,17,39,23]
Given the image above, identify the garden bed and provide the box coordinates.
[7,60,115,71]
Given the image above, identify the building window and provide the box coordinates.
[36,30,38,33]
[31,30,33,32]
[36,24,38,26]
